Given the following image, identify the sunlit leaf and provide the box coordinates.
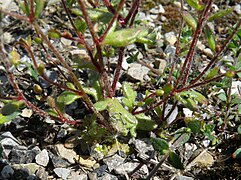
[182,11,197,30]
[186,0,205,11]
[205,26,216,52]
[74,17,87,34]
[57,91,81,105]
[208,8,233,22]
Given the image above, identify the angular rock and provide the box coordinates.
[132,139,154,155]
[12,163,40,175]
[54,168,71,180]
[154,58,166,73]
[115,162,148,178]
[1,165,14,179]
[49,152,70,168]
[127,63,149,81]
[103,154,125,172]
[164,32,177,45]
[55,144,77,164]
[35,149,49,167]
[67,171,88,180]
[35,167,48,180]
[98,173,118,180]
[186,150,214,169]
[176,175,194,180]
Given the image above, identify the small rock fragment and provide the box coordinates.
[67,171,88,180]
[49,152,70,168]
[75,156,96,168]
[154,58,166,73]
[1,165,14,179]
[54,168,71,180]
[176,175,194,180]
[35,149,49,167]
[98,173,118,180]
[103,154,125,172]
[55,144,77,164]
[127,63,149,81]
[186,150,214,169]
[12,163,40,175]
[164,32,177,45]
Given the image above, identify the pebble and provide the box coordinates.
[67,171,88,180]
[49,151,70,168]
[176,175,194,180]
[186,150,214,169]
[55,144,77,164]
[164,32,177,45]
[103,154,125,172]
[54,168,71,180]
[12,163,40,175]
[35,149,49,167]
[1,165,14,179]
[127,63,149,81]
[98,173,118,180]
[164,45,176,58]
[154,58,167,73]
[203,48,213,58]
[231,81,241,95]
[234,4,241,15]
[115,162,149,178]
[164,104,178,125]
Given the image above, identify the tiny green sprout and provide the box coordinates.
[33,84,43,94]
[48,29,62,39]
[37,62,45,75]
[34,37,43,44]
[225,71,235,78]
[9,49,20,67]
[156,89,164,96]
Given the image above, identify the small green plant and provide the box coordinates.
[1,0,241,178]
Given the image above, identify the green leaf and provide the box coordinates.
[103,28,149,47]
[182,11,197,30]
[57,91,81,106]
[1,101,24,116]
[186,0,205,11]
[205,67,219,80]
[163,84,173,97]
[20,1,30,16]
[237,125,241,134]
[232,148,241,159]
[168,151,184,169]
[136,113,157,131]
[83,87,98,101]
[185,118,201,133]
[94,100,110,111]
[25,62,39,81]
[74,17,87,34]
[205,26,216,52]
[208,8,233,22]
[122,82,137,109]
[218,92,227,101]
[0,112,20,124]
[9,49,20,67]
[48,29,61,39]
[34,0,46,19]
[151,138,170,155]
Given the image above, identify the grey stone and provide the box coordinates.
[103,154,125,172]
[67,171,88,180]
[234,4,241,15]
[1,165,14,179]
[12,163,40,175]
[55,144,77,164]
[88,172,97,180]
[127,63,149,81]
[94,165,107,176]
[36,167,48,180]
[176,175,194,180]
[132,139,154,155]
[98,173,118,180]
[49,152,70,168]
[165,104,178,125]
[35,149,49,167]
[115,162,148,178]
[54,168,71,180]
[39,71,58,88]
[154,58,167,73]
[164,45,176,58]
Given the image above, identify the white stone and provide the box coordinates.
[35,149,49,167]
[164,32,177,45]
[231,81,241,95]
[54,168,71,180]
[234,4,241,15]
